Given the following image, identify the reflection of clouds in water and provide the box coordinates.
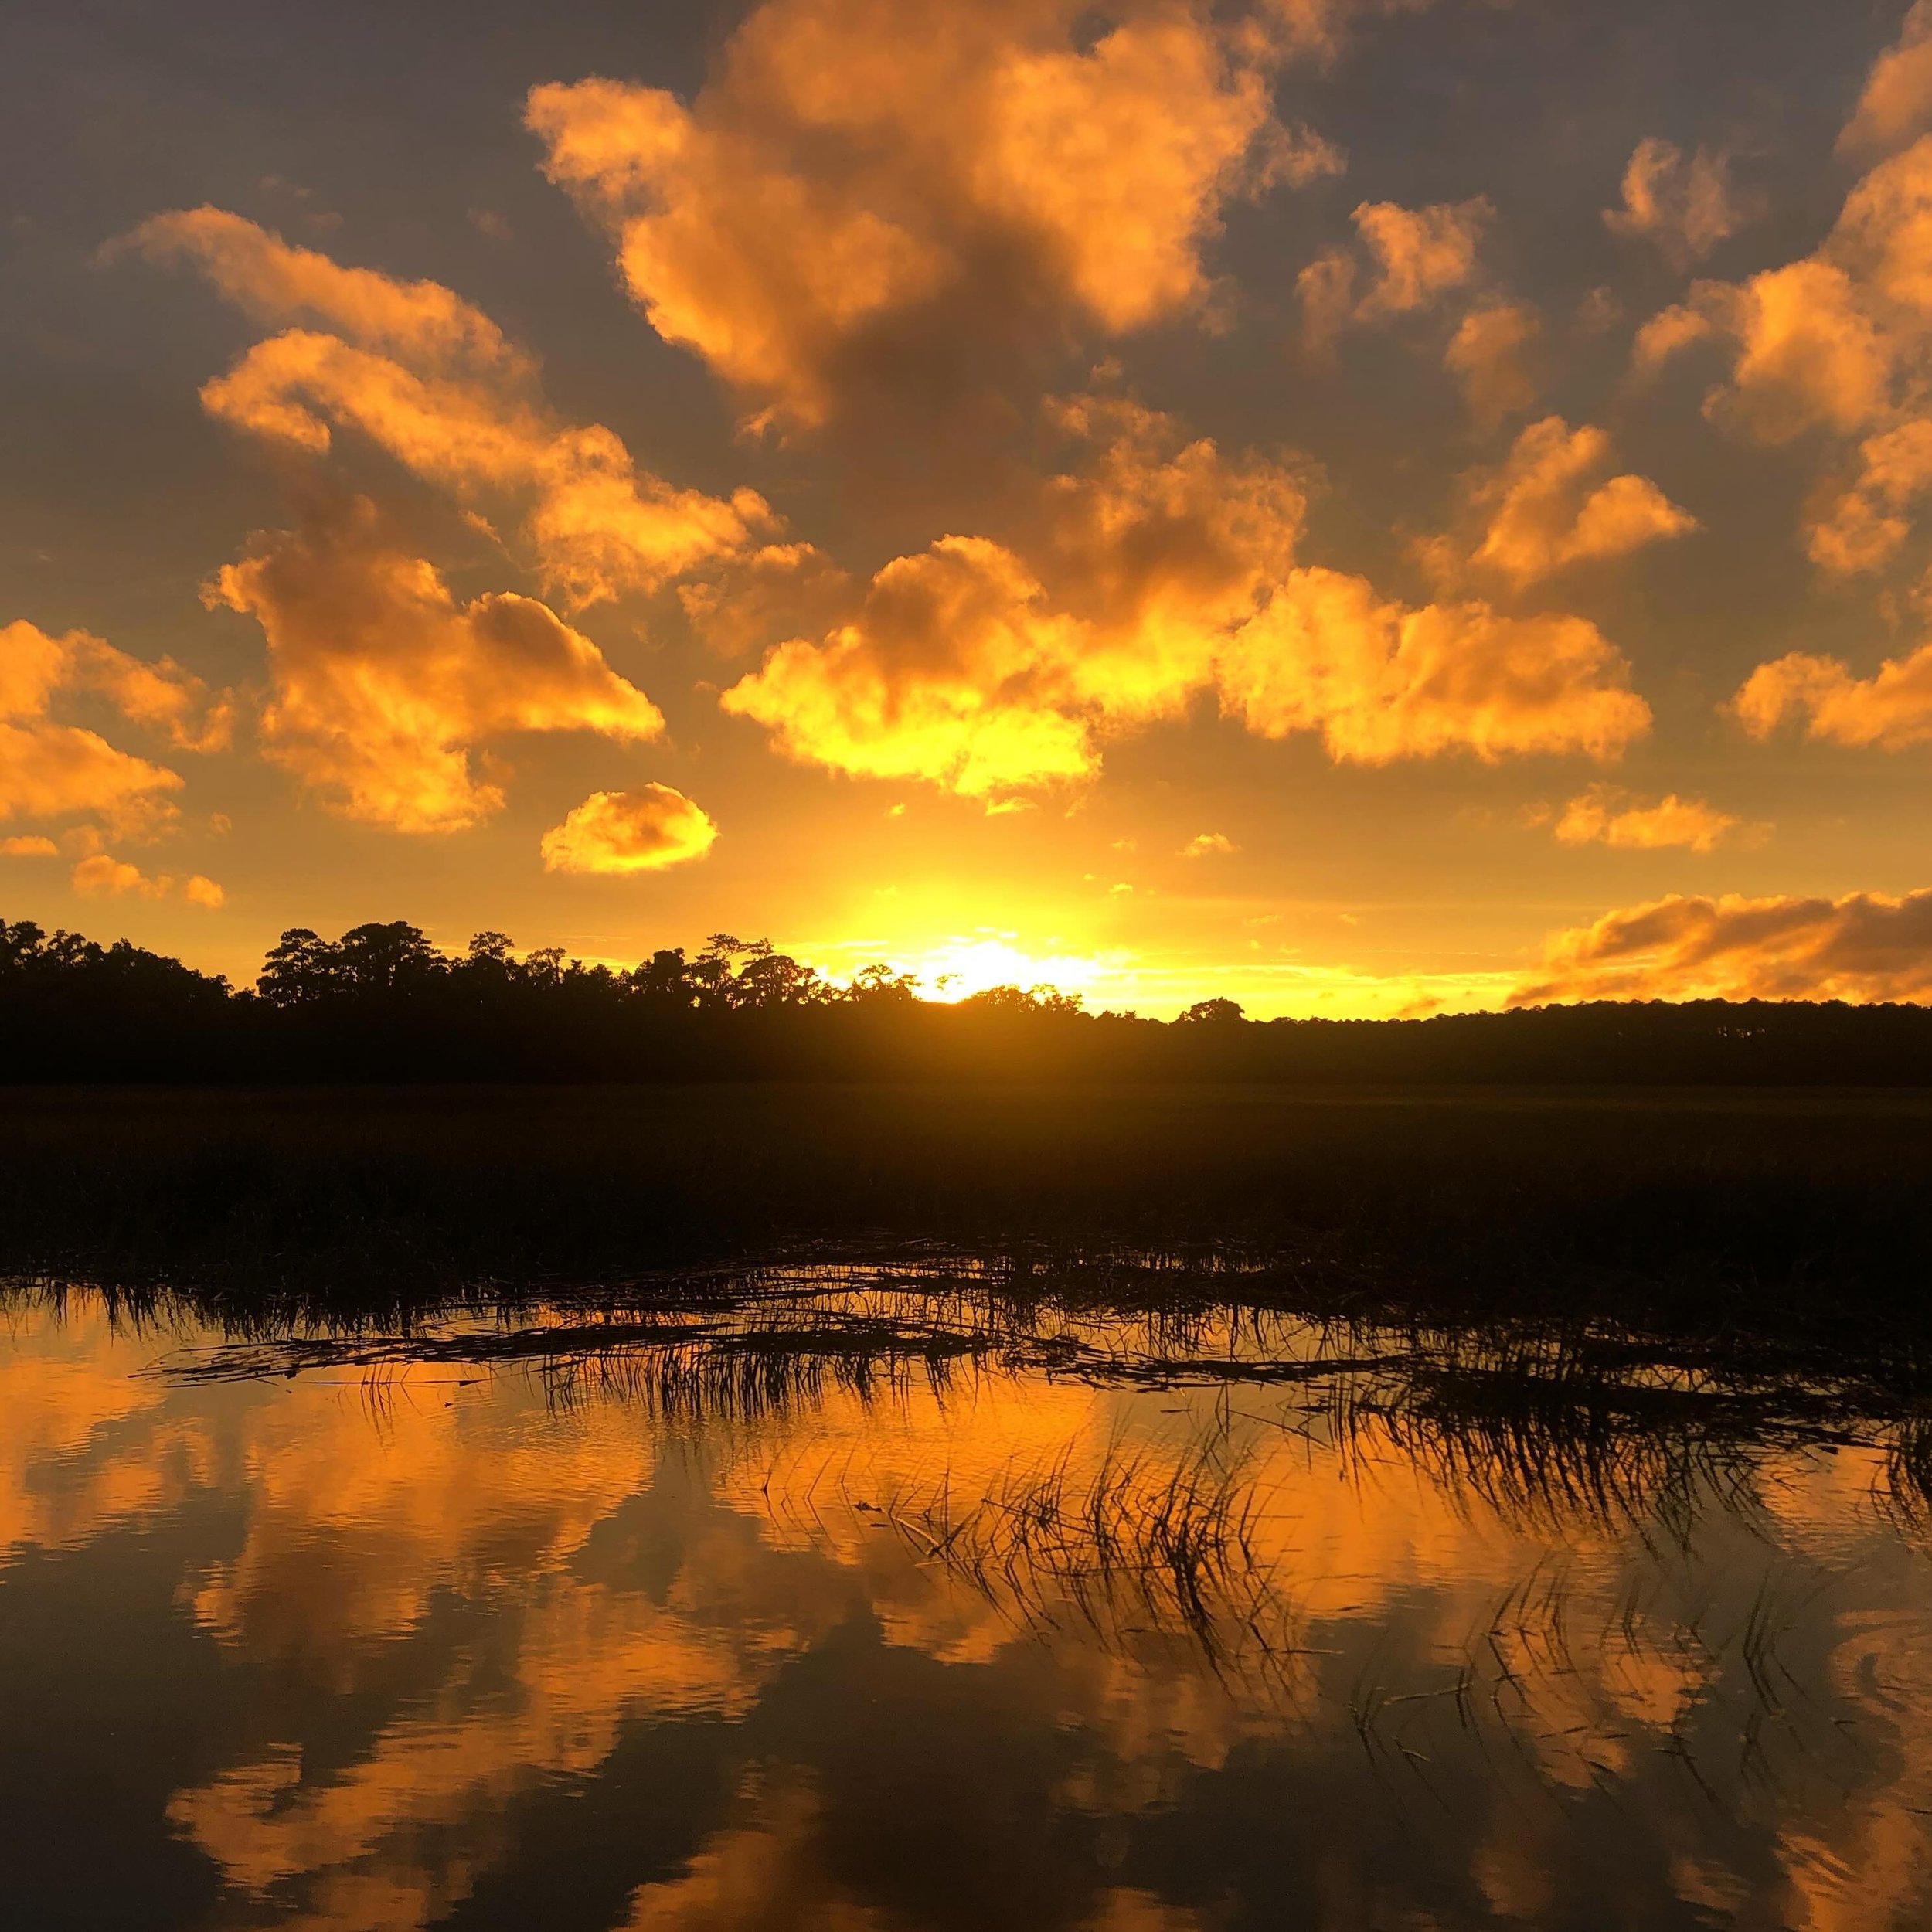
[3,1294,1932,1929]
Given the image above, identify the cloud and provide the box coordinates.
[70,853,225,906]
[1552,784,1740,852]
[526,0,1299,427]
[1839,0,1932,161]
[722,536,1097,794]
[1351,197,1492,318]
[1636,138,1932,459]
[1805,417,1932,575]
[678,543,855,659]
[1733,638,1932,750]
[1512,884,1932,1005]
[0,619,222,834]
[2,835,59,857]
[539,784,718,873]
[1216,569,1651,764]
[1603,138,1752,270]
[719,395,1650,791]
[203,495,666,832]
[1298,196,1493,360]
[723,396,1312,791]
[1295,247,1359,359]
[133,209,770,604]
[1182,832,1235,856]
[1456,417,1696,587]
[1443,299,1544,430]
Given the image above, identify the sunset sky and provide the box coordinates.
[10,0,1932,1014]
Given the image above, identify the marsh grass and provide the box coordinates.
[9,1083,1932,1324]
[15,1260,1915,1811]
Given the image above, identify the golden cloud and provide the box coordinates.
[70,852,226,907]
[526,0,1293,427]
[539,784,719,873]
[1458,417,1696,587]
[204,496,666,832]
[1734,638,1932,750]
[720,396,1649,791]
[1,835,59,857]
[0,619,221,834]
[1512,884,1932,1005]
[1839,0,1932,160]
[1552,783,1740,853]
[722,536,1097,794]
[1603,138,1751,270]
[134,210,770,604]
[1217,569,1651,764]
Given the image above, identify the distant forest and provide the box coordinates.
[9,912,1932,1084]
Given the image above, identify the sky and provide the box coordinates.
[10,0,1932,1015]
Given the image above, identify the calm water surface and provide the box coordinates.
[4,1277,1931,1930]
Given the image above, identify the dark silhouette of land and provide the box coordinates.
[12,912,1932,1321]
[9,911,1932,1084]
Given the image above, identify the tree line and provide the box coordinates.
[9,911,1932,1083]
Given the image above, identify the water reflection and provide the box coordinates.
[3,1277,1932,1929]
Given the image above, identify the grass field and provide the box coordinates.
[5,1083,1932,1337]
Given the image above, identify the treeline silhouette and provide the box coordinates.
[9,910,1932,1084]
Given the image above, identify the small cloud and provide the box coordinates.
[1552,783,1741,853]
[984,797,1035,817]
[2,835,58,857]
[886,801,906,817]
[539,784,718,875]
[468,208,513,243]
[1604,138,1755,270]
[70,854,182,896]
[1182,832,1236,858]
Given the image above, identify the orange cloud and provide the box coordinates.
[1839,0,1932,160]
[677,543,855,659]
[1443,298,1544,430]
[70,852,226,906]
[526,0,1294,427]
[204,496,666,832]
[1351,196,1492,318]
[723,397,1311,791]
[0,619,220,834]
[1512,884,1932,1004]
[1734,638,1932,750]
[1,835,59,857]
[1805,418,1932,575]
[1217,568,1651,764]
[1459,417,1696,587]
[722,536,1097,794]
[134,210,770,604]
[1182,832,1235,856]
[539,784,719,873]
[1294,247,1358,359]
[1604,138,1752,269]
[721,396,1648,791]
[1552,783,1740,853]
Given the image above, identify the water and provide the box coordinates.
[5,1275,1932,1930]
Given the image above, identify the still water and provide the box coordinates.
[5,1274,1931,1930]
